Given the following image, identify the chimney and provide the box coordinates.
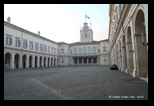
[7,17,11,23]
[38,31,40,35]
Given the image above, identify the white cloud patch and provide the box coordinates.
[93,27,108,41]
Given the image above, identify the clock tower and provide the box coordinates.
[80,22,93,43]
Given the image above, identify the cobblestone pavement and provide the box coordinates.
[4,65,148,100]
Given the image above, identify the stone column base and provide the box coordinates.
[132,69,138,77]
[125,68,130,74]
[147,74,148,83]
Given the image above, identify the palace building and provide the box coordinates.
[108,4,148,81]
[4,4,148,82]
[4,18,110,69]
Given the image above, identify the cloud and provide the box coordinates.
[93,27,108,41]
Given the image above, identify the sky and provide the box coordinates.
[4,4,109,43]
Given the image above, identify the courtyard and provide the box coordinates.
[4,65,148,100]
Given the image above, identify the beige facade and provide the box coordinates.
[108,4,148,81]
[4,19,110,69]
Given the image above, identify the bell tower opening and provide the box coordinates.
[80,22,93,43]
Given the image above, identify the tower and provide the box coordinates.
[80,22,93,42]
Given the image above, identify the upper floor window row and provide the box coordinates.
[6,35,12,46]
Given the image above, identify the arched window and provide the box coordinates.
[74,48,77,55]
[93,47,96,54]
[78,48,82,55]
[88,47,91,54]
[83,47,86,54]
[103,46,107,52]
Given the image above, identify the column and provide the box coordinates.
[32,55,35,68]
[55,58,57,66]
[49,58,51,67]
[92,58,93,64]
[77,58,79,65]
[37,56,40,67]
[52,58,54,66]
[10,53,15,69]
[42,56,44,67]
[132,33,138,77]
[19,54,22,68]
[45,57,48,67]
[82,58,83,64]
[125,41,130,74]
[26,55,29,68]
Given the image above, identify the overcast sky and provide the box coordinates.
[4,4,109,43]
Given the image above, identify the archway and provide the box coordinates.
[22,55,26,68]
[5,52,11,69]
[40,56,42,67]
[51,58,53,66]
[44,57,46,67]
[135,9,148,77]
[35,56,37,67]
[14,54,20,68]
[48,57,50,67]
[29,55,32,68]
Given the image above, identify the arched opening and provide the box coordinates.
[29,55,32,68]
[44,57,46,67]
[48,57,50,67]
[14,54,20,69]
[5,52,11,69]
[127,27,134,74]
[84,58,87,64]
[51,58,53,66]
[22,55,26,68]
[79,58,82,64]
[57,58,58,66]
[135,9,148,77]
[88,58,92,63]
[93,57,97,64]
[40,56,42,67]
[35,56,37,67]
[54,58,56,66]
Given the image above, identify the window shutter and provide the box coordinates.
[19,40,20,47]
[10,38,12,45]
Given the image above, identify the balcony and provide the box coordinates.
[71,53,98,58]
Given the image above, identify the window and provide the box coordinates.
[23,40,27,49]
[61,48,64,53]
[40,44,43,52]
[83,47,86,54]
[93,47,96,54]
[51,47,53,53]
[6,35,12,46]
[78,48,82,55]
[29,41,33,50]
[35,43,38,51]
[48,46,50,53]
[16,38,20,47]
[44,45,47,52]
[54,48,56,54]
[88,47,91,54]
[74,48,77,55]
[103,46,107,52]
[85,34,87,38]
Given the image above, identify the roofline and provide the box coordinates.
[4,21,58,44]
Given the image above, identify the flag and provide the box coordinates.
[85,15,90,19]
[90,22,92,25]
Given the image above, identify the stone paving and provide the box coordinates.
[4,65,148,100]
